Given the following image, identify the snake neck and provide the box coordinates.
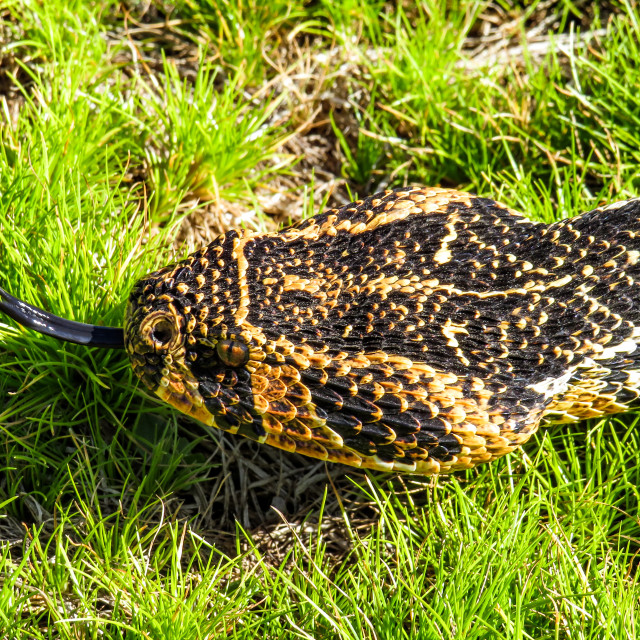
[532,198,640,421]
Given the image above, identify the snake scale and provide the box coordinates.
[3,186,640,475]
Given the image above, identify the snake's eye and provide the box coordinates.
[216,339,250,367]
[151,318,175,346]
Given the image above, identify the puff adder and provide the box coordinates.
[3,186,640,475]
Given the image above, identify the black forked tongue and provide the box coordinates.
[0,286,125,349]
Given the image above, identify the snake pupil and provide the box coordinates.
[216,339,250,367]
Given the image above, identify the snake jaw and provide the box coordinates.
[0,286,124,348]
[154,367,216,426]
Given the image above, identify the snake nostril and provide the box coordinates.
[151,319,175,346]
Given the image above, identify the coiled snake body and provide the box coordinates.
[3,187,640,475]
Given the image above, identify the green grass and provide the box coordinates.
[1,0,640,637]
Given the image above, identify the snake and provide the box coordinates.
[2,186,640,475]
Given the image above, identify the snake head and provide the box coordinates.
[124,231,267,438]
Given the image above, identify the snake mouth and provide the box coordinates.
[0,286,125,349]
